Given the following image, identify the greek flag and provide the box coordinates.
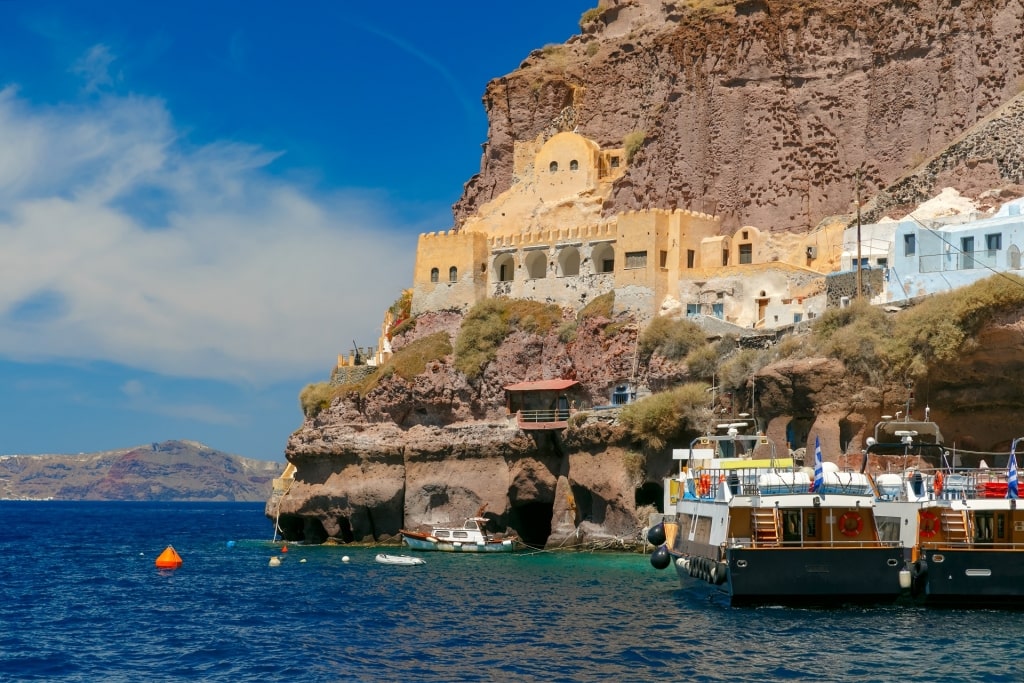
[811,435,824,493]
[1008,442,1019,500]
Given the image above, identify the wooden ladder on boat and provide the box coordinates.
[940,508,970,545]
[752,508,780,547]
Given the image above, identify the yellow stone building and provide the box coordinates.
[410,130,839,331]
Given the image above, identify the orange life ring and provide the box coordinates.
[933,471,944,496]
[919,510,941,538]
[838,511,863,537]
[698,473,711,496]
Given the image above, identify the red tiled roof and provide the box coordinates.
[503,379,579,392]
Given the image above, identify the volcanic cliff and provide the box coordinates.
[271,0,1024,549]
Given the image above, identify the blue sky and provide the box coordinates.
[0,0,596,461]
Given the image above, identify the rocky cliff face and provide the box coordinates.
[276,0,1024,549]
[456,0,1024,233]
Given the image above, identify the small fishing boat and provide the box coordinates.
[400,516,519,553]
[649,421,909,605]
[375,553,425,566]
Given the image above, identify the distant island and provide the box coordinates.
[0,440,281,501]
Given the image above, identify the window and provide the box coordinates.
[722,249,729,266]
[549,161,558,172]
[987,233,1002,251]
[712,303,724,319]
[625,251,647,269]
[962,236,975,269]
[610,156,620,168]
[904,233,916,256]
[876,258,888,268]
[449,266,458,282]
[430,267,439,283]
[686,249,695,268]
[686,303,700,317]
[659,250,667,268]
[570,159,579,171]
[739,243,752,264]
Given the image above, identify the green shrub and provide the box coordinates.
[885,273,1024,379]
[684,343,719,380]
[558,320,578,343]
[454,298,562,380]
[638,316,706,360]
[387,332,452,381]
[299,382,342,418]
[623,450,646,487]
[619,382,710,450]
[580,7,603,28]
[578,291,615,321]
[624,130,646,163]
[717,348,769,393]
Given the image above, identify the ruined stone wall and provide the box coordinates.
[825,269,887,308]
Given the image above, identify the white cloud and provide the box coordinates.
[71,44,119,94]
[0,79,418,385]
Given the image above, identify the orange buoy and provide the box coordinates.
[281,545,288,553]
[155,545,183,569]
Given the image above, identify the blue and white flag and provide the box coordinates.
[1008,443,1019,500]
[811,435,824,493]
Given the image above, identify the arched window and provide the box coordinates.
[549,161,558,172]
[558,246,580,276]
[570,159,579,171]
[494,253,516,282]
[449,266,458,282]
[430,267,439,283]
[591,242,615,274]
[525,251,548,279]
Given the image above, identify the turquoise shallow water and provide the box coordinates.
[1,501,1022,682]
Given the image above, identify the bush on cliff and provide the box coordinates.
[885,273,1024,378]
[619,382,710,450]
[300,382,338,418]
[455,298,562,380]
[637,315,706,361]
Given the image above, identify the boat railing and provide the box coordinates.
[874,466,1018,501]
[679,467,824,499]
[730,537,903,549]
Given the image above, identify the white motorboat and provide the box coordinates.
[374,553,425,566]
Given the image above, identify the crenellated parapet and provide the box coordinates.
[486,222,618,250]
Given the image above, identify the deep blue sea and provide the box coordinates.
[2,501,1023,682]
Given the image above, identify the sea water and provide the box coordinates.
[1,501,1022,682]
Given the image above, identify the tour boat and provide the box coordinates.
[649,423,909,605]
[866,413,1024,606]
[400,516,519,553]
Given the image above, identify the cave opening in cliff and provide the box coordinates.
[277,514,305,542]
[510,502,553,548]
[635,482,663,513]
[302,517,328,545]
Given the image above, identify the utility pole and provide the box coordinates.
[855,169,863,300]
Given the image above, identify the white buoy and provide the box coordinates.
[269,556,282,567]
[300,558,307,563]
[342,555,350,563]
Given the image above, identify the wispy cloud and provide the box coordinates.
[71,44,119,93]
[0,47,418,385]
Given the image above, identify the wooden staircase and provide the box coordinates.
[752,508,780,547]
[940,508,970,545]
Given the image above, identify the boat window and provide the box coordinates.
[436,530,450,538]
[453,531,469,539]
[782,511,801,544]
[975,512,994,543]
[806,512,817,538]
